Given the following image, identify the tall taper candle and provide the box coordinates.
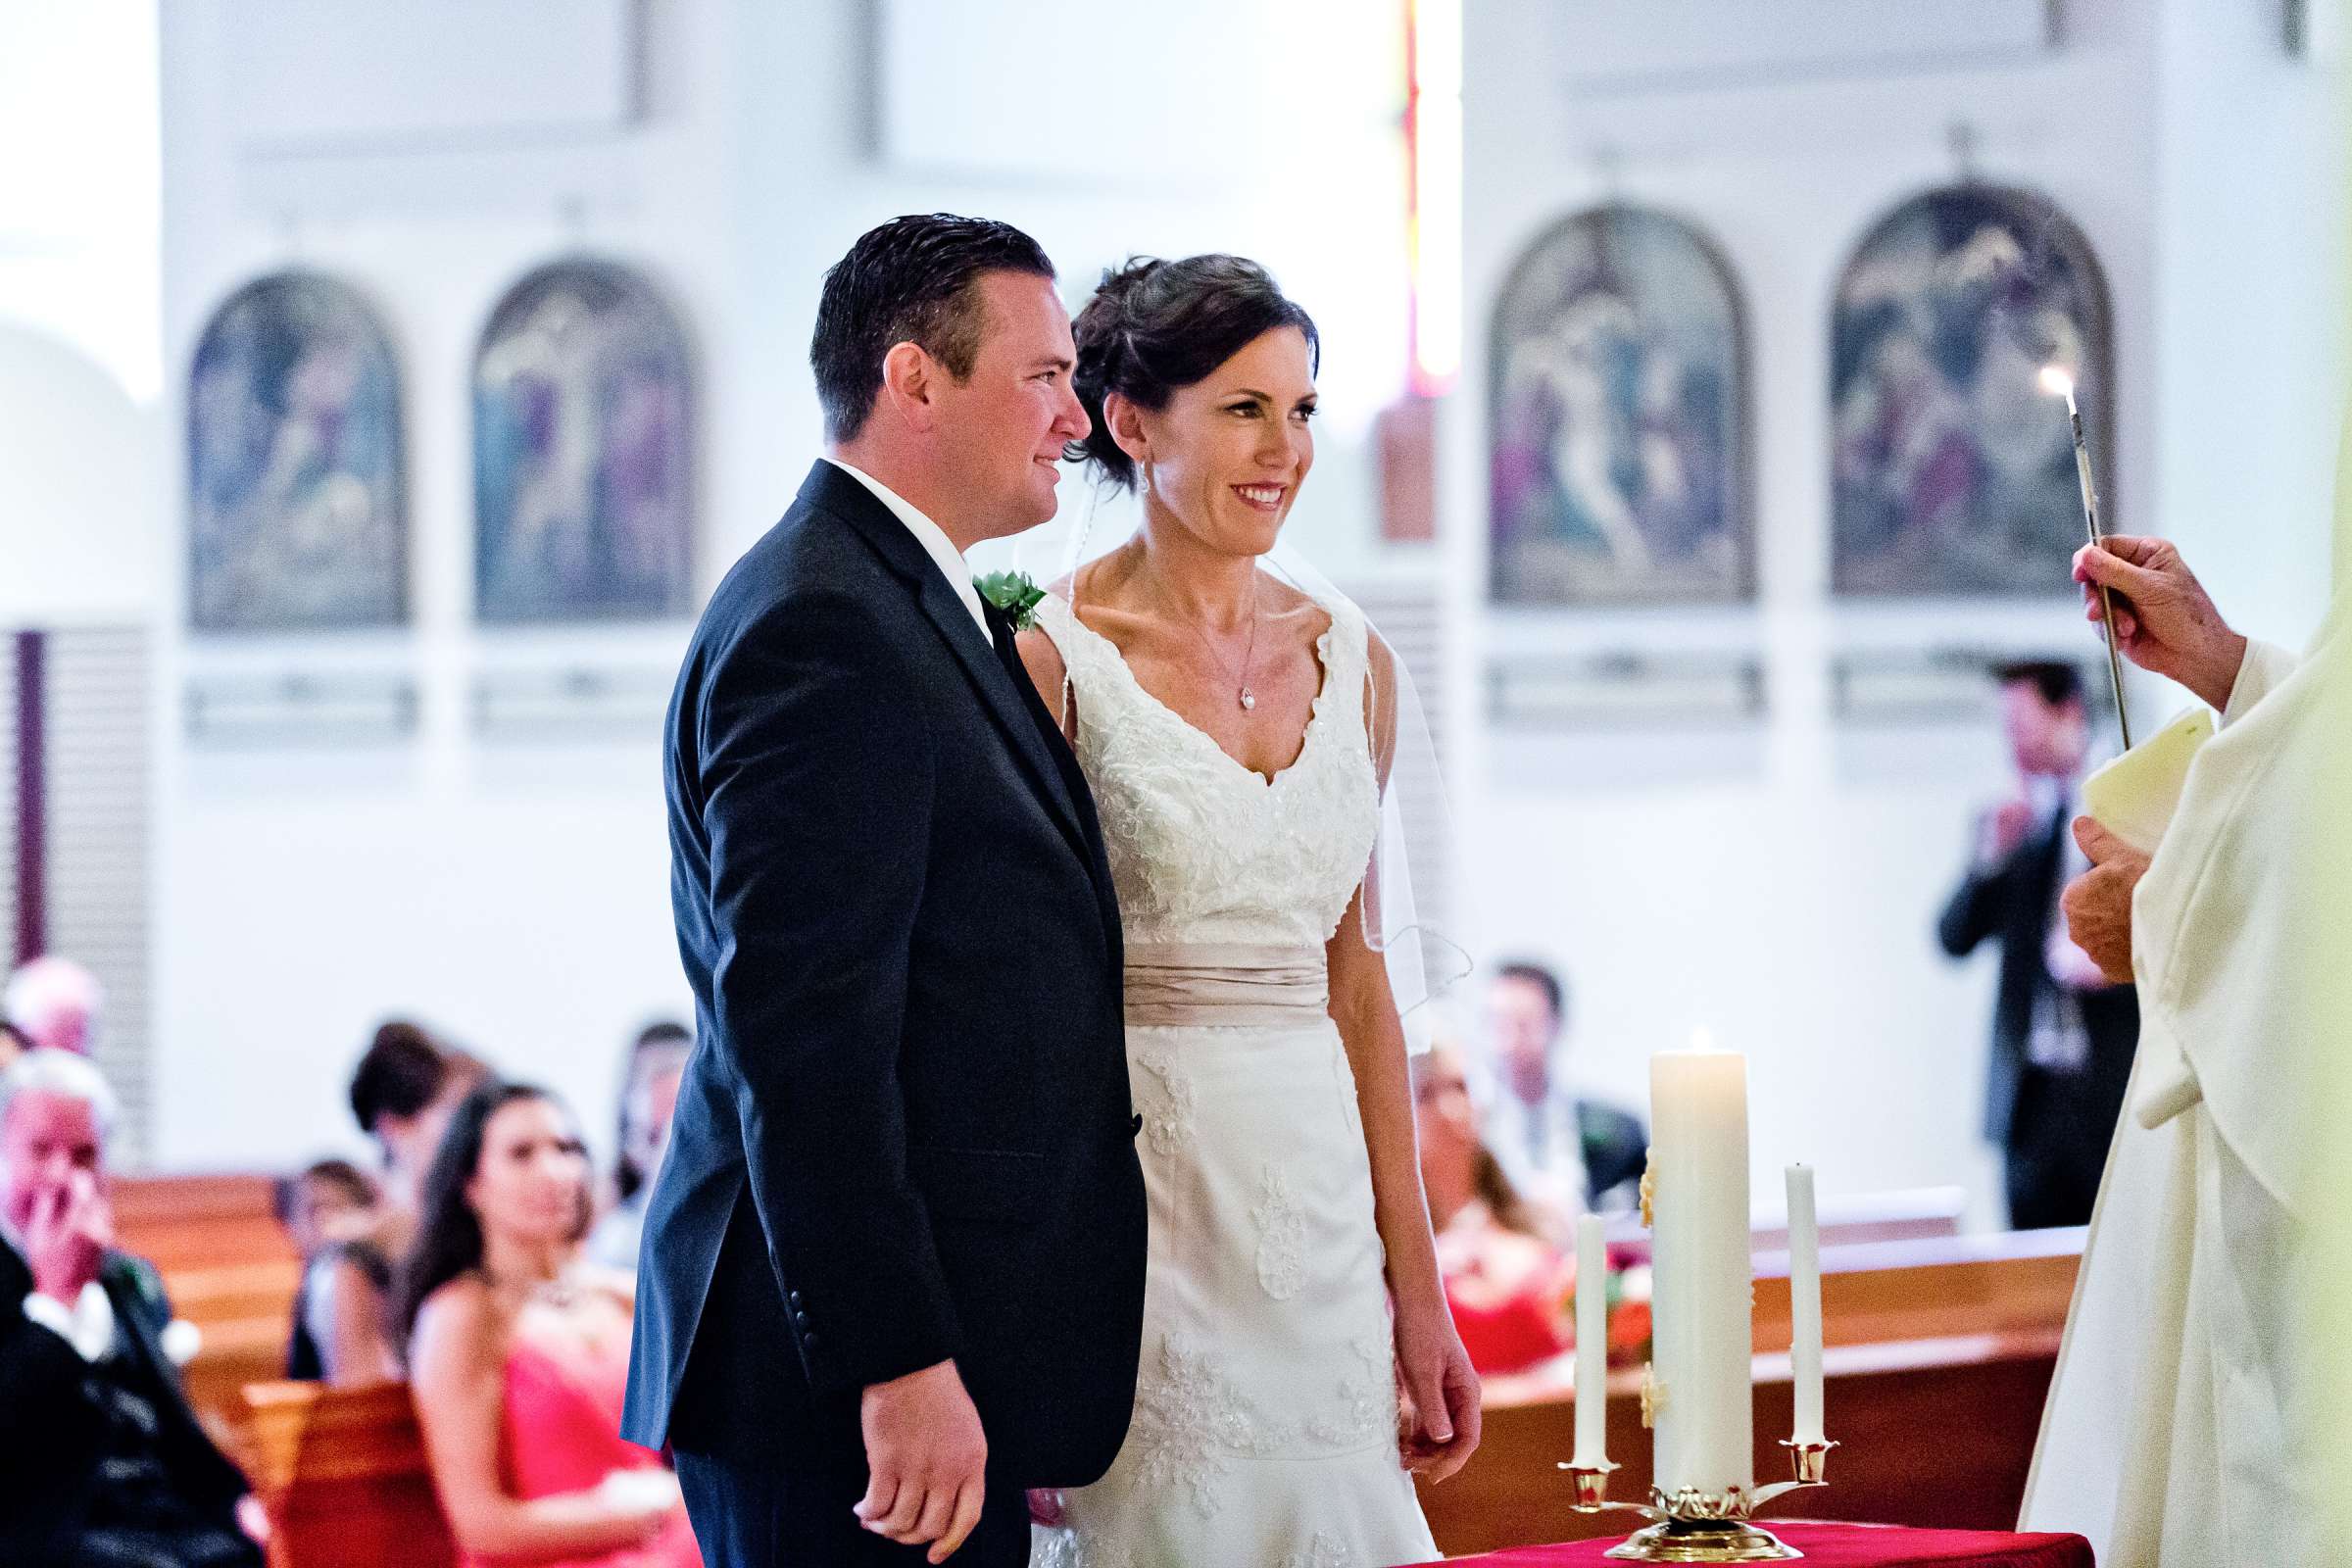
[1786,1163,1825,1446]
[1573,1212,1609,1466]
[1648,1050,1753,1498]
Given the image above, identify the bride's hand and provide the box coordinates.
[1394,1298,1482,1483]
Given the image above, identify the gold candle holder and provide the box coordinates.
[1558,1440,1838,1562]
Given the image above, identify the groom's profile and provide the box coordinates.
[623,214,1146,1566]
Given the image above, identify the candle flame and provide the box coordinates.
[1689,1026,1716,1053]
[2037,365,2076,400]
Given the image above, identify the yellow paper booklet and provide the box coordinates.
[2081,707,2216,854]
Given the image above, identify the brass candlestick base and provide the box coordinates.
[1605,1518,1797,1562]
[1559,1440,1838,1563]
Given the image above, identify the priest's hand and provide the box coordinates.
[2061,817,2150,986]
[2073,537,2249,711]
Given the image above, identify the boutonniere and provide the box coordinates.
[974,570,1046,633]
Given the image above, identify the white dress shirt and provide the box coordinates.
[23,1278,118,1362]
[824,458,991,637]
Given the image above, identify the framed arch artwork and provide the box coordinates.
[187,271,407,631]
[1831,184,2112,597]
[1489,205,1752,608]
[473,258,694,624]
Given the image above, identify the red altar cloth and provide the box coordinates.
[1403,1520,2091,1567]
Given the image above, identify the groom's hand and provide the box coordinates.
[855,1358,989,1563]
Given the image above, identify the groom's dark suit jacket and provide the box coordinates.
[622,461,1147,1487]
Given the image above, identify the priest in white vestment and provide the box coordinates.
[2019,503,2351,1564]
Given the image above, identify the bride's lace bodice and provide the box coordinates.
[1036,589,1379,950]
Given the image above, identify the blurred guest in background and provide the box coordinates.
[5,955,104,1057]
[1480,960,1647,1216]
[0,1019,28,1074]
[591,1022,691,1274]
[1416,1044,1573,1376]
[274,1157,398,1385]
[0,1049,265,1566]
[1937,660,2137,1230]
[397,1080,698,1568]
[336,1020,489,1380]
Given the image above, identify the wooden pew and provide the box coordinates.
[113,1173,306,1426]
[239,1380,456,1568]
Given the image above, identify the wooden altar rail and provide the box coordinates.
[1416,1330,2065,1558]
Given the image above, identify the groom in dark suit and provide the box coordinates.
[623,215,1146,1566]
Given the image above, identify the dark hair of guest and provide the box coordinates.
[272,1157,380,1228]
[1067,254,1320,491]
[391,1081,591,1344]
[810,213,1056,445]
[1994,659,2085,710]
[613,1019,692,1202]
[1494,959,1568,1029]
[1472,1145,1544,1241]
[347,1019,449,1136]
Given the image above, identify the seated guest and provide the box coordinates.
[1416,1044,1575,1376]
[336,1020,487,1380]
[0,1019,27,1074]
[4,954,104,1056]
[589,1022,691,1273]
[0,1049,264,1566]
[397,1082,699,1568]
[273,1158,397,1384]
[1481,959,1648,1215]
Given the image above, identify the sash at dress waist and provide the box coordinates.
[1123,942,1331,1028]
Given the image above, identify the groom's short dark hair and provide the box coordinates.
[811,214,1056,443]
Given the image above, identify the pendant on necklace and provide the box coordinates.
[1240,688,1256,711]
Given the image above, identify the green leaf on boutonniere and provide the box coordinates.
[974,570,1047,632]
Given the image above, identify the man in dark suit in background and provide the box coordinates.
[1481,959,1648,1220]
[623,215,1146,1567]
[1938,661,2138,1231]
[0,1048,263,1567]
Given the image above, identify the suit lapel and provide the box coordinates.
[986,601,1125,958]
[800,464,1095,875]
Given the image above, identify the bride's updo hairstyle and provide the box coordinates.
[1068,255,1321,491]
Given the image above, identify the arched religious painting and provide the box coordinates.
[1832,185,2112,597]
[187,271,407,631]
[1490,206,1751,607]
[473,259,693,623]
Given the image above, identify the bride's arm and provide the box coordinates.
[1013,626,1080,743]
[1325,635,1482,1483]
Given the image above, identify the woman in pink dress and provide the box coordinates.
[396,1081,700,1567]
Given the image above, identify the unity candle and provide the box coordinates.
[1786,1164,1825,1446]
[1573,1213,1609,1467]
[1647,1049,1753,1500]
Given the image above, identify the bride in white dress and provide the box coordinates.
[1015,255,1479,1568]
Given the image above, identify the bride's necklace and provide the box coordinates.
[1149,564,1261,711]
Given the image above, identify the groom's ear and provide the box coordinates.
[877,341,941,434]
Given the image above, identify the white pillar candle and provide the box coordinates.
[1573,1212,1609,1466]
[1648,1049,1753,1499]
[1786,1163,1825,1446]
